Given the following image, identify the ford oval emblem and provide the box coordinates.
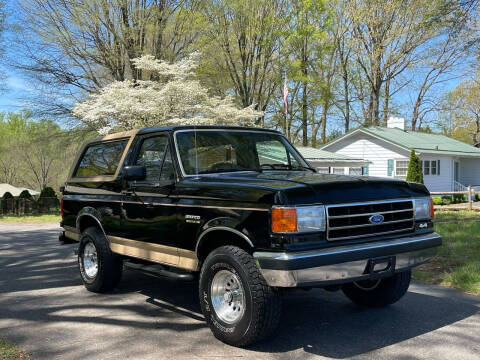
[369,214,384,224]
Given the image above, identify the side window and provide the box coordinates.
[135,136,168,183]
[75,140,127,177]
[160,147,175,181]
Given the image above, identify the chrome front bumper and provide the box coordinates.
[254,232,441,287]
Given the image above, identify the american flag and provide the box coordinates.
[283,76,288,118]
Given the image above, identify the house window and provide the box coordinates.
[349,167,362,175]
[422,160,440,176]
[423,160,430,175]
[395,160,409,177]
[316,167,330,174]
[332,167,345,174]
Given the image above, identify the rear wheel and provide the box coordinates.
[342,270,411,307]
[78,227,123,293]
[199,245,282,347]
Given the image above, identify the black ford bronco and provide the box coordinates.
[60,126,441,346]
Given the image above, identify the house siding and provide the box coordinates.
[459,159,480,187]
[323,131,457,192]
[420,155,453,192]
[324,133,410,178]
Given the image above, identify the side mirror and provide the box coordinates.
[123,166,146,181]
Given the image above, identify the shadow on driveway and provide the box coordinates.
[0,224,478,359]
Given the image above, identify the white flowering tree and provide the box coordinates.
[73,54,262,134]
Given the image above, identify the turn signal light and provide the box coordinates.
[271,208,297,233]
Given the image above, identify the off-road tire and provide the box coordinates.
[199,245,282,347]
[78,226,123,293]
[342,269,411,307]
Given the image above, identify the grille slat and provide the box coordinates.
[326,199,414,241]
[328,208,413,219]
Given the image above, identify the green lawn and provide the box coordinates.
[413,211,480,295]
[0,339,28,360]
[0,214,60,223]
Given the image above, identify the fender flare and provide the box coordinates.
[195,226,254,257]
[76,207,107,237]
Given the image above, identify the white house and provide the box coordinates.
[321,117,480,192]
[0,184,40,198]
[297,147,370,175]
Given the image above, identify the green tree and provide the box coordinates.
[285,0,330,145]
[0,110,88,191]
[39,187,57,199]
[345,0,457,126]
[406,150,424,184]
[16,0,204,115]
[2,191,13,199]
[440,74,480,144]
[18,190,33,200]
[200,0,289,126]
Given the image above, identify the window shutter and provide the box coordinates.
[362,165,369,176]
[387,159,394,176]
[437,160,440,175]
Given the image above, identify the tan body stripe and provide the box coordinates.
[108,236,198,271]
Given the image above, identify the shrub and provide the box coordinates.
[406,150,424,184]
[452,194,466,204]
[2,191,14,199]
[442,196,453,205]
[39,187,57,200]
[432,196,443,205]
[18,190,33,200]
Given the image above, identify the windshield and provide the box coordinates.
[174,130,309,175]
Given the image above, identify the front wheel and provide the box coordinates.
[342,270,411,307]
[199,245,282,347]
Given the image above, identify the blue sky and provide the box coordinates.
[0,73,33,112]
[0,0,33,113]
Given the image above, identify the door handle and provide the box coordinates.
[121,190,133,196]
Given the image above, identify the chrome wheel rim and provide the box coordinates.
[83,242,98,278]
[210,270,245,324]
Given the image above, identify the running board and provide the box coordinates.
[124,261,195,281]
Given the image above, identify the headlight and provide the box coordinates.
[413,197,434,220]
[271,205,326,233]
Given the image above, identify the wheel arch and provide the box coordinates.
[76,207,107,237]
[196,227,254,263]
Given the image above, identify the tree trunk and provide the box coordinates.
[343,69,350,133]
[301,42,308,146]
[382,79,390,126]
[321,103,328,143]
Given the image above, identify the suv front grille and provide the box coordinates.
[326,199,414,241]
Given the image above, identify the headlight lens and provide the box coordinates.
[272,205,326,233]
[413,197,433,220]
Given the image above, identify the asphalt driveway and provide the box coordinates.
[1,222,479,360]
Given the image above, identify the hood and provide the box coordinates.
[186,171,429,205]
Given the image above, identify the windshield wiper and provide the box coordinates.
[261,163,316,172]
[293,165,317,173]
[198,168,262,174]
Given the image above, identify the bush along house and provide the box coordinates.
[321,117,480,192]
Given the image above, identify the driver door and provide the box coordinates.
[121,134,178,259]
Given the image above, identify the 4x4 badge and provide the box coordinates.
[369,214,384,224]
